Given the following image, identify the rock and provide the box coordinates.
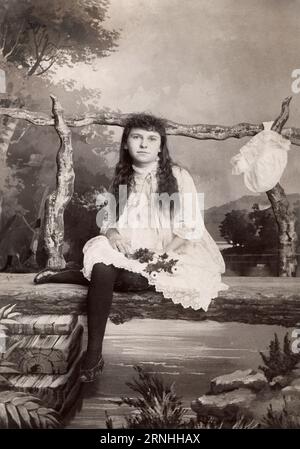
[210,369,268,394]
[191,388,256,419]
[281,386,300,416]
[249,391,291,423]
[269,375,291,389]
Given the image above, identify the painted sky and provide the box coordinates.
[57,0,300,208]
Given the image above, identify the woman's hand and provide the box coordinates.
[106,229,131,255]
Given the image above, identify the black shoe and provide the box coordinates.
[34,267,89,285]
[79,353,105,383]
[34,268,64,284]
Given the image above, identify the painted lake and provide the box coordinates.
[65,319,293,428]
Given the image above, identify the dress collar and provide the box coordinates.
[131,160,159,177]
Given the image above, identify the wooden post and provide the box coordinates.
[44,96,75,269]
[266,97,298,276]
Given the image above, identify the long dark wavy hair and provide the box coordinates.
[111,113,179,220]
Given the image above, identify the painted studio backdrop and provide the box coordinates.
[0,0,300,430]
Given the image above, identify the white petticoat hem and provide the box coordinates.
[81,236,229,312]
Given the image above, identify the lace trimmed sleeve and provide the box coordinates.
[171,166,205,240]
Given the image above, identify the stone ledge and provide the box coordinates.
[1,274,300,325]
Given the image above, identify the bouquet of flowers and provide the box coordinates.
[128,248,179,279]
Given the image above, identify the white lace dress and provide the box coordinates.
[81,161,228,311]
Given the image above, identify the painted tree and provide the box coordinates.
[220,204,279,253]
[6,81,116,220]
[0,0,119,227]
[1,79,118,269]
[248,204,279,252]
[0,0,119,81]
[219,209,257,248]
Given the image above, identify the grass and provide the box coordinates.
[259,332,300,382]
[261,399,300,429]
[105,365,259,429]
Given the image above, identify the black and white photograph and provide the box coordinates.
[0,0,300,434]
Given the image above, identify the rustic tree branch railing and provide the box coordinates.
[1,106,300,143]
[0,97,298,274]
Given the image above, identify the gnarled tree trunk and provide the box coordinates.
[267,97,298,276]
[43,96,75,269]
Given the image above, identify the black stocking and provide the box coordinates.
[34,263,152,369]
[83,262,120,369]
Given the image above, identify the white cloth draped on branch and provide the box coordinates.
[230,121,291,193]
